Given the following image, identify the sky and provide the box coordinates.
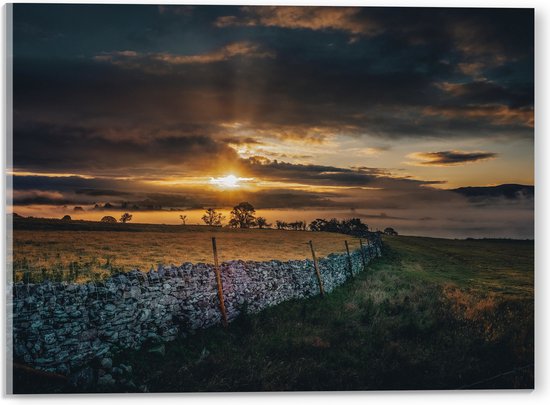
[9,4,534,238]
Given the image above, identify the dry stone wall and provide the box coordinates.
[10,241,381,375]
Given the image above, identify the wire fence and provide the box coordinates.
[12,233,382,285]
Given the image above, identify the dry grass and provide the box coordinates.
[12,227,361,280]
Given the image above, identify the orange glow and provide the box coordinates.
[209,174,254,189]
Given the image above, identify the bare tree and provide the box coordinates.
[256,217,271,229]
[120,213,133,223]
[275,220,288,230]
[179,214,187,225]
[202,208,225,226]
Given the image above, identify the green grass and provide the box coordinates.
[381,236,533,299]
[13,235,534,393]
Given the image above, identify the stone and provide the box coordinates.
[96,345,110,357]
[43,333,56,345]
[55,350,70,362]
[11,236,382,380]
[97,373,115,387]
[119,364,133,374]
[129,286,141,298]
[100,357,113,369]
[35,357,55,366]
[57,362,70,375]
[148,344,165,357]
[139,308,151,322]
[69,366,94,389]
[30,320,43,330]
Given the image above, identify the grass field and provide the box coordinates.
[381,236,533,300]
[11,218,361,282]
[13,234,534,392]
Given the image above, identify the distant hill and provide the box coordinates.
[451,184,534,199]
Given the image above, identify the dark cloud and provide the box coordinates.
[244,157,412,188]
[245,157,445,189]
[74,189,134,197]
[353,212,408,220]
[435,80,533,109]
[13,123,239,175]
[10,5,533,238]
[12,6,533,151]
[409,150,498,166]
[157,5,194,16]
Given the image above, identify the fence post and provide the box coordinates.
[308,240,325,297]
[211,237,228,328]
[344,240,354,277]
[363,238,372,259]
[359,239,367,271]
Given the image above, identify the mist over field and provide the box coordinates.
[11,190,533,239]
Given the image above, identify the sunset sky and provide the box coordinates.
[9,4,534,238]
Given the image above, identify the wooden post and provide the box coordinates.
[308,240,325,297]
[359,239,367,271]
[211,237,228,327]
[344,240,354,277]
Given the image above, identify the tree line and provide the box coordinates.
[194,201,374,235]
[90,201,395,235]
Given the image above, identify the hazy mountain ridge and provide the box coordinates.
[451,184,534,199]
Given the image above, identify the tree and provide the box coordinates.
[229,202,256,228]
[256,217,271,229]
[179,214,187,225]
[275,220,287,230]
[288,221,300,231]
[341,218,369,235]
[61,215,72,221]
[101,216,117,223]
[309,218,327,231]
[202,208,225,226]
[120,213,133,223]
[384,227,398,236]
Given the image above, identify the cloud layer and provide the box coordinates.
[10,5,534,238]
[409,150,498,166]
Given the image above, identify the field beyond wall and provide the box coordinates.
[11,218,362,281]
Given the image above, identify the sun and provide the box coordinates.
[210,174,252,189]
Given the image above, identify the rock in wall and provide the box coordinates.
[9,241,382,375]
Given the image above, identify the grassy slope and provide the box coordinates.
[381,236,533,299]
[14,236,534,393]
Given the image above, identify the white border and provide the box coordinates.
[0,1,547,404]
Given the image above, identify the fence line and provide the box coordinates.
[10,235,382,374]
